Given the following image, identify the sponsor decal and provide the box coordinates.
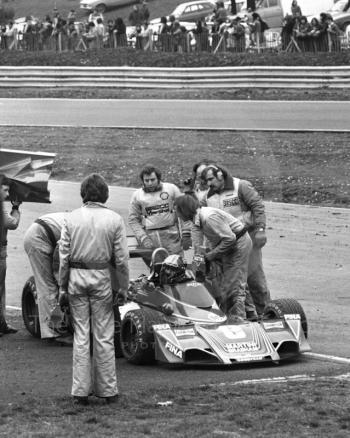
[145,203,170,216]
[223,197,240,208]
[220,325,246,339]
[236,356,263,362]
[160,192,169,200]
[186,281,200,287]
[225,341,259,353]
[153,324,170,330]
[174,328,195,337]
[263,321,285,330]
[284,314,301,320]
[165,341,183,359]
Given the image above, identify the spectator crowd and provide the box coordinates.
[0,0,347,53]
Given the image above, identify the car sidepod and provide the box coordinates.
[152,314,311,366]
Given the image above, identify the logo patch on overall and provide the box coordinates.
[160,192,169,200]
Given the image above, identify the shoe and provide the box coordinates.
[105,395,119,404]
[53,334,73,346]
[73,396,89,406]
[0,324,18,334]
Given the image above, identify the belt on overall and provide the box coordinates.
[69,261,110,270]
[235,228,247,240]
[35,219,57,247]
[146,224,176,231]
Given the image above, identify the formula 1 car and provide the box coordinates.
[120,248,311,366]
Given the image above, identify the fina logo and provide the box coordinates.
[165,341,183,359]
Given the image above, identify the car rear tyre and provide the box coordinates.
[22,276,41,338]
[263,298,308,339]
[121,308,165,365]
[95,3,106,13]
[114,304,123,358]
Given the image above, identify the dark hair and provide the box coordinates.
[175,195,200,221]
[192,158,213,174]
[139,165,162,181]
[0,175,11,187]
[201,165,228,180]
[80,173,109,203]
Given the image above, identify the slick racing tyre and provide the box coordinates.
[114,304,123,358]
[121,308,165,365]
[263,298,308,339]
[22,276,41,338]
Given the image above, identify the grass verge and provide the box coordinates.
[1,377,350,437]
[1,127,349,207]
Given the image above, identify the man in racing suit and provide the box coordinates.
[199,165,270,317]
[23,212,71,343]
[0,176,21,335]
[128,165,191,260]
[59,174,129,405]
[175,194,252,320]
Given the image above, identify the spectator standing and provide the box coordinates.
[129,5,143,27]
[140,0,150,24]
[0,176,21,336]
[175,195,252,321]
[128,165,190,259]
[250,12,265,46]
[246,0,256,12]
[199,165,270,317]
[291,0,302,18]
[231,0,237,15]
[89,8,104,25]
[326,15,341,52]
[114,17,127,46]
[59,174,129,406]
[67,9,76,24]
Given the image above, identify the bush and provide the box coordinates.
[1,48,350,67]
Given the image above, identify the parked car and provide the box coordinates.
[80,0,136,13]
[326,0,350,32]
[150,0,216,29]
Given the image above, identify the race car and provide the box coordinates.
[120,248,311,366]
[21,244,311,366]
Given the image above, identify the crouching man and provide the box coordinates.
[23,212,72,344]
[59,174,129,406]
[175,194,252,321]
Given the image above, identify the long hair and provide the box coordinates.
[139,165,162,182]
[80,173,109,204]
[174,194,200,221]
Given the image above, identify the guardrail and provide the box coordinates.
[1,66,350,88]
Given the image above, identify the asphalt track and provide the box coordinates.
[1,99,350,390]
[0,98,350,131]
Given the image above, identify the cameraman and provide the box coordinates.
[0,176,21,336]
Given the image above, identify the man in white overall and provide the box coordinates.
[59,174,129,405]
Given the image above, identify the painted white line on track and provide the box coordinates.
[0,123,349,133]
[206,372,350,388]
[304,352,350,365]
